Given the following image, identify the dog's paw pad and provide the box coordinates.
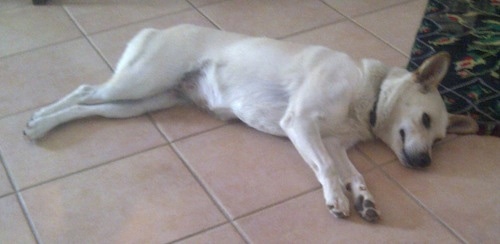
[354,195,380,222]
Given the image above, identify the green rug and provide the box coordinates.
[407,0,499,136]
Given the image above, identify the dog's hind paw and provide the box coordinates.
[354,195,380,222]
[23,118,48,140]
[23,126,42,141]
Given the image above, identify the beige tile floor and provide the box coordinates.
[0,0,499,243]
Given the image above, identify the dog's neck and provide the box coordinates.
[369,85,382,128]
[360,59,388,138]
[369,67,416,139]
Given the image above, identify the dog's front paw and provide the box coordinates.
[326,192,350,219]
[354,194,380,222]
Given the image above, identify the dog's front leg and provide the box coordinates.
[325,138,380,222]
[280,113,350,218]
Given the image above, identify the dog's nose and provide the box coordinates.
[413,153,431,168]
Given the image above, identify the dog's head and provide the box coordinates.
[373,52,478,168]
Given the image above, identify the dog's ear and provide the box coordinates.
[447,114,479,134]
[414,52,450,93]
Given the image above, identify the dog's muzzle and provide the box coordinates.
[403,150,431,168]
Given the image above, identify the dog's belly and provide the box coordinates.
[227,81,289,136]
[179,63,290,136]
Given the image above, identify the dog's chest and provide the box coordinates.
[317,103,373,147]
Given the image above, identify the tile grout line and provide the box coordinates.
[322,0,419,20]
[168,142,251,244]
[16,143,168,193]
[0,152,42,243]
[0,3,201,62]
[65,5,195,37]
[169,120,237,144]
[0,155,15,198]
[0,36,83,61]
[15,193,43,244]
[167,221,229,244]
[144,112,243,244]
[319,0,421,60]
[277,18,347,40]
[353,137,467,243]
[61,5,115,72]
[378,167,467,243]
[72,0,232,38]
[232,185,322,222]
[185,0,223,30]
[0,192,15,200]
[348,19,412,59]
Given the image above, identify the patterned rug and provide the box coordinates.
[407,0,499,136]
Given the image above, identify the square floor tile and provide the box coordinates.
[383,135,500,243]
[176,224,245,244]
[236,169,460,243]
[0,195,36,243]
[173,123,319,219]
[0,38,111,118]
[151,104,226,142]
[22,146,226,243]
[354,0,428,56]
[0,161,13,197]
[199,0,344,38]
[285,21,408,67]
[323,0,411,17]
[0,5,81,58]
[89,10,215,70]
[0,110,165,189]
[63,0,192,34]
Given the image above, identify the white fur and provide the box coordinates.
[24,25,477,222]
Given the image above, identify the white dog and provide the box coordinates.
[24,25,478,222]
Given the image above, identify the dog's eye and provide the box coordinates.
[399,129,405,142]
[422,113,431,129]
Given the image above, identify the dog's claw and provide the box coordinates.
[327,205,349,219]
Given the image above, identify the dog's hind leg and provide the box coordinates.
[31,84,101,119]
[33,28,187,119]
[24,90,181,140]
